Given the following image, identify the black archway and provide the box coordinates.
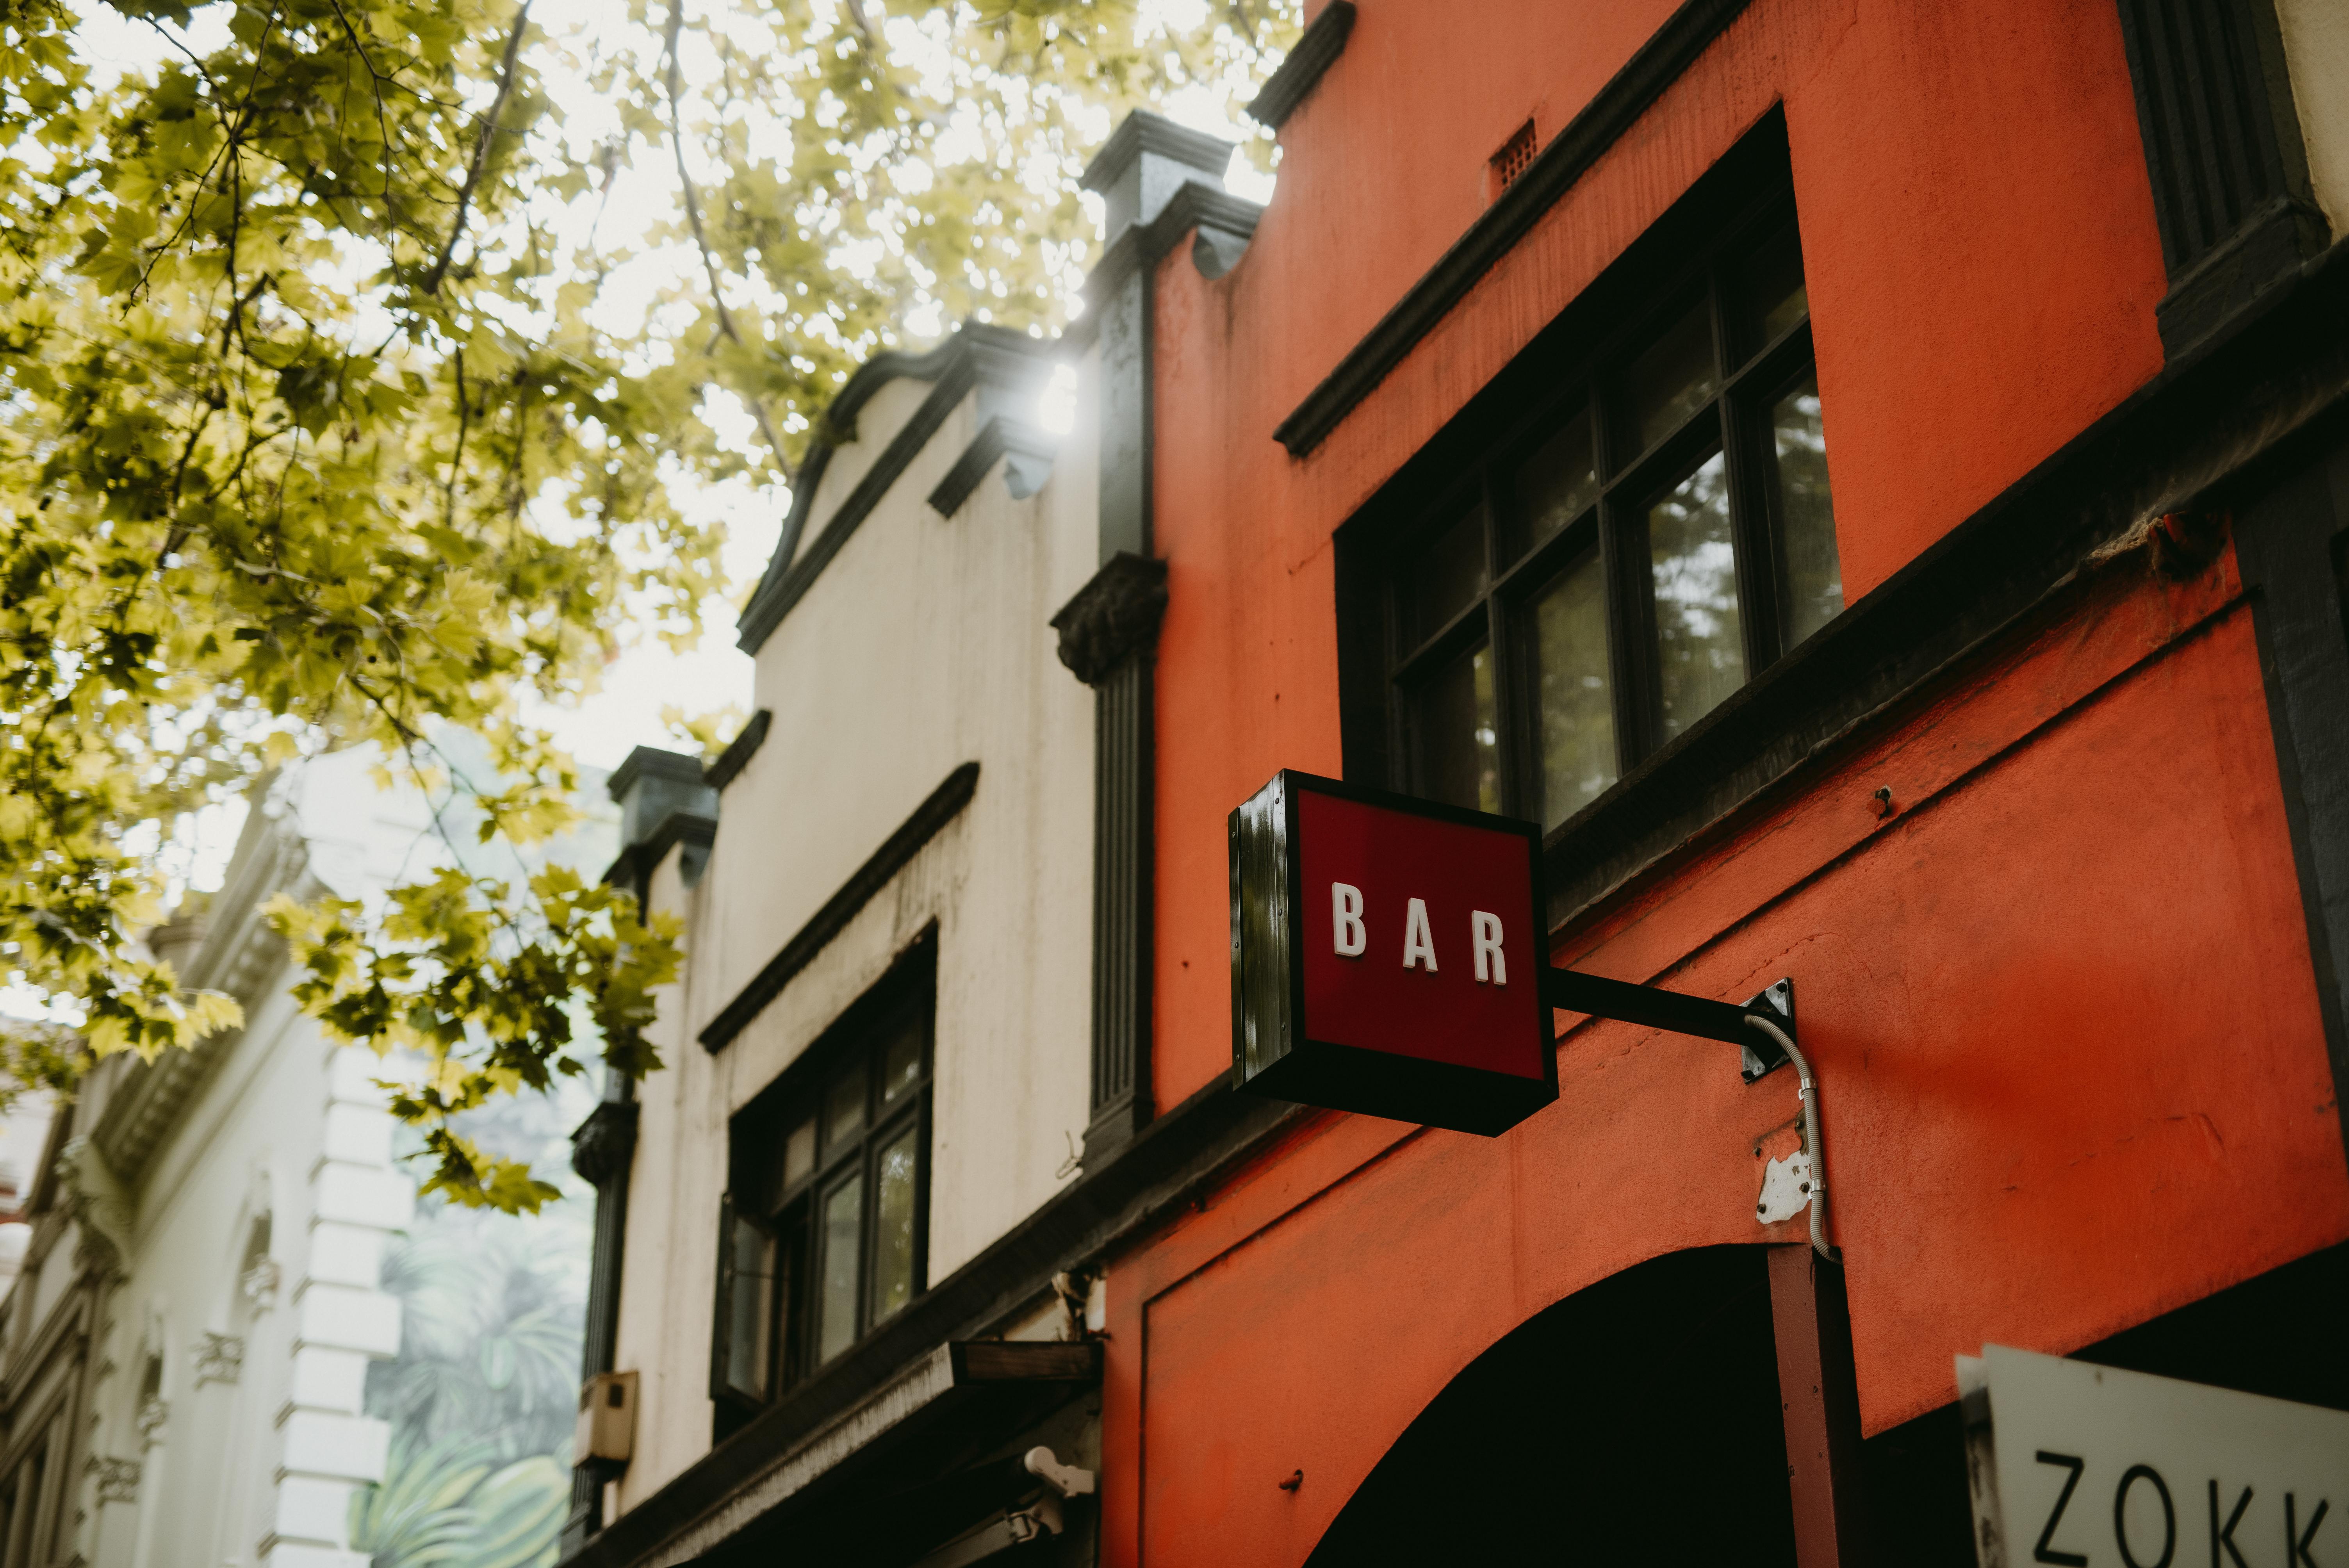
[1307,1244,1798,1565]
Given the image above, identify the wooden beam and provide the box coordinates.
[1769,1243,1872,1566]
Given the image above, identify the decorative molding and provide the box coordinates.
[133,1397,167,1444]
[697,763,981,1053]
[1273,0,1755,456]
[599,812,716,901]
[241,1258,280,1311]
[1078,113,1235,200]
[569,1101,641,1188]
[927,417,1059,517]
[192,1331,244,1387]
[1050,554,1169,687]
[56,1139,133,1278]
[1246,0,1355,129]
[1070,183,1266,335]
[88,1455,139,1505]
[737,326,1059,654]
[2109,0,2327,355]
[1081,652,1156,1167]
[702,709,773,792]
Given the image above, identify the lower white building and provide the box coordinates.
[0,753,416,1568]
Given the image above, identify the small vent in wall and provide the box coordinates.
[1488,120,1537,201]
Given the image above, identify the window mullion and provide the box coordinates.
[1590,395,1651,770]
[1480,472,1525,819]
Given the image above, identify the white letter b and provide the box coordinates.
[1331,883,1366,958]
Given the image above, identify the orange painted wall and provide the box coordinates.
[1150,0,2169,1116]
[1107,552,2349,1566]
[1116,0,2334,1561]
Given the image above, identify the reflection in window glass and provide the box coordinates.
[1515,407,1597,556]
[870,1126,920,1322]
[1624,302,1720,456]
[1742,226,1808,350]
[817,1175,864,1363]
[1649,453,1745,736]
[1412,506,1489,641]
[824,1067,865,1147]
[783,1118,816,1190]
[1771,374,1841,646]
[722,1209,773,1402]
[880,1023,921,1106]
[1533,553,1618,829]
[1418,642,1501,814]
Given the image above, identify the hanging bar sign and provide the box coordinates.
[1230,770,1558,1135]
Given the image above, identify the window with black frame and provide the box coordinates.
[1389,201,1839,834]
[712,952,933,1434]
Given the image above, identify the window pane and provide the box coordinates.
[722,1210,773,1401]
[823,1066,865,1147]
[1741,225,1808,353]
[816,1175,864,1363]
[1514,407,1597,556]
[783,1118,816,1190]
[1623,302,1720,456]
[1409,505,1488,642]
[1533,553,1618,829]
[1415,641,1501,814]
[879,1021,921,1107]
[1648,453,1745,737]
[1770,373,1842,646]
[870,1125,920,1323]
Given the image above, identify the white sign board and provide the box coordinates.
[1958,1344,2349,1568]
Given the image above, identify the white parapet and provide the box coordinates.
[271,1474,365,1546]
[303,1221,387,1290]
[292,1281,401,1359]
[259,1543,371,1568]
[311,1162,413,1231]
[274,1409,390,1484]
[318,1101,395,1167]
[284,1345,371,1416]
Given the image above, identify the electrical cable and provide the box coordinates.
[1744,1012,1837,1262]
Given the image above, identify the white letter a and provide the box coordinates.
[1402,897,1438,972]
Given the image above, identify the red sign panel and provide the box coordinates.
[1230,771,1557,1135]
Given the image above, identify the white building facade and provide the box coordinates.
[0,754,415,1568]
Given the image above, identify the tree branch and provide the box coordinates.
[660,0,794,488]
[423,0,534,296]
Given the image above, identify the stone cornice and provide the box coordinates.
[1246,0,1355,130]
[1050,553,1170,686]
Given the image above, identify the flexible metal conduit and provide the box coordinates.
[1744,1012,1835,1262]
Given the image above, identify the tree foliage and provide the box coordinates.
[0,0,1294,1206]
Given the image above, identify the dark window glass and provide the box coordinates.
[716,962,932,1427]
[1741,225,1809,351]
[1649,453,1745,737]
[1531,551,1617,829]
[783,1117,816,1189]
[871,1124,920,1321]
[880,1021,921,1107]
[1412,504,1489,640]
[816,1174,863,1363]
[1515,408,1598,557]
[1416,641,1500,813]
[824,1066,865,1146]
[1622,301,1719,456]
[1381,202,1836,835]
[718,1205,774,1402]
[1769,373,1841,646]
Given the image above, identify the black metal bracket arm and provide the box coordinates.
[1543,969,1797,1082]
